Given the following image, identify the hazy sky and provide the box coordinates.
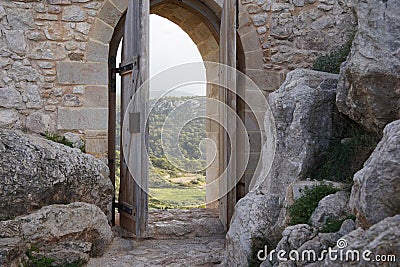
[117,14,206,98]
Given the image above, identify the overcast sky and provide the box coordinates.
[117,14,206,98]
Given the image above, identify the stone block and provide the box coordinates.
[57,62,108,85]
[87,41,109,62]
[97,1,122,27]
[0,109,19,128]
[0,86,23,109]
[57,107,108,130]
[245,49,264,69]
[85,130,108,154]
[4,30,27,55]
[62,6,87,22]
[26,112,52,134]
[90,19,114,44]
[109,0,129,12]
[84,86,108,108]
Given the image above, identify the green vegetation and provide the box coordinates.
[288,183,339,225]
[44,132,85,153]
[320,214,356,233]
[248,235,272,267]
[309,115,379,183]
[24,246,85,267]
[115,96,207,208]
[312,38,353,74]
[149,188,206,209]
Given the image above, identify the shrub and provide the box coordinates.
[309,115,379,183]
[320,214,356,233]
[312,38,353,74]
[288,183,339,226]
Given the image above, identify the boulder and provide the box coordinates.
[226,69,339,266]
[349,120,400,228]
[0,130,113,222]
[261,220,355,267]
[336,0,400,133]
[308,215,400,266]
[0,202,113,266]
[310,191,351,228]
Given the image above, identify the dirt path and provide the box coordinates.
[87,209,226,267]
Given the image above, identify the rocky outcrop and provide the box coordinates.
[336,0,400,133]
[261,219,355,267]
[226,69,340,266]
[310,191,351,228]
[0,202,113,266]
[350,120,400,228]
[310,215,400,266]
[0,130,113,222]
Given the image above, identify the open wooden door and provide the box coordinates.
[219,0,237,229]
[119,0,149,238]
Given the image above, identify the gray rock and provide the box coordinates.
[349,120,400,228]
[25,112,52,134]
[226,69,339,266]
[0,130,113,222]
[310,215,400,266]
[24,84,42,109]
[0,109,19,128]
[310,191,351,228]
[63,132,84,149]
[62,6,87,22]
[0,86,23,109]
[8,62,39,82]
[336,0,400,133]
[4,30,27,56]
[0,202,113,266]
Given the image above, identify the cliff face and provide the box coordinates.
[226,0,400,265]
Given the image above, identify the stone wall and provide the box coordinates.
[0,0,355,159]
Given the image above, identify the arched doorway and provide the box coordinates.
[106,0,250,237]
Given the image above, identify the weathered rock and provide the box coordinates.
[0,202,113,266]
[336,0,400,133]
[226,69,339,266]
[261,220,356,266]
[0,109,19,128]
[349,120,400,228]
[25,112,52,134]
[0,130,113,222]
[0,86,23,109]
[310,191,351,228]
[309,215,400,266]
[63,132,84,149]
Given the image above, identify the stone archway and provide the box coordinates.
[84,0,265,223]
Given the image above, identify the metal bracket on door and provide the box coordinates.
[113,56,139,76]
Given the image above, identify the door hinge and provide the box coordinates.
[113,56,139,76]
[114,202,134,215]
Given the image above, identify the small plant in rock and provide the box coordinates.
[44,131,85,153]
[312,38,353,74]
[320,214,356,233]
[24,247,55,267]
[288,183,339,226]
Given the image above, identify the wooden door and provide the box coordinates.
[119,0,149,238]
[219,0,237,229]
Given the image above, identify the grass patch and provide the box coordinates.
[44,132,85,153]
[149,188,206,209]
[320,215,356,233]
[288,183,339,226]
[309,115,379,183]
[312,38,353,74]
